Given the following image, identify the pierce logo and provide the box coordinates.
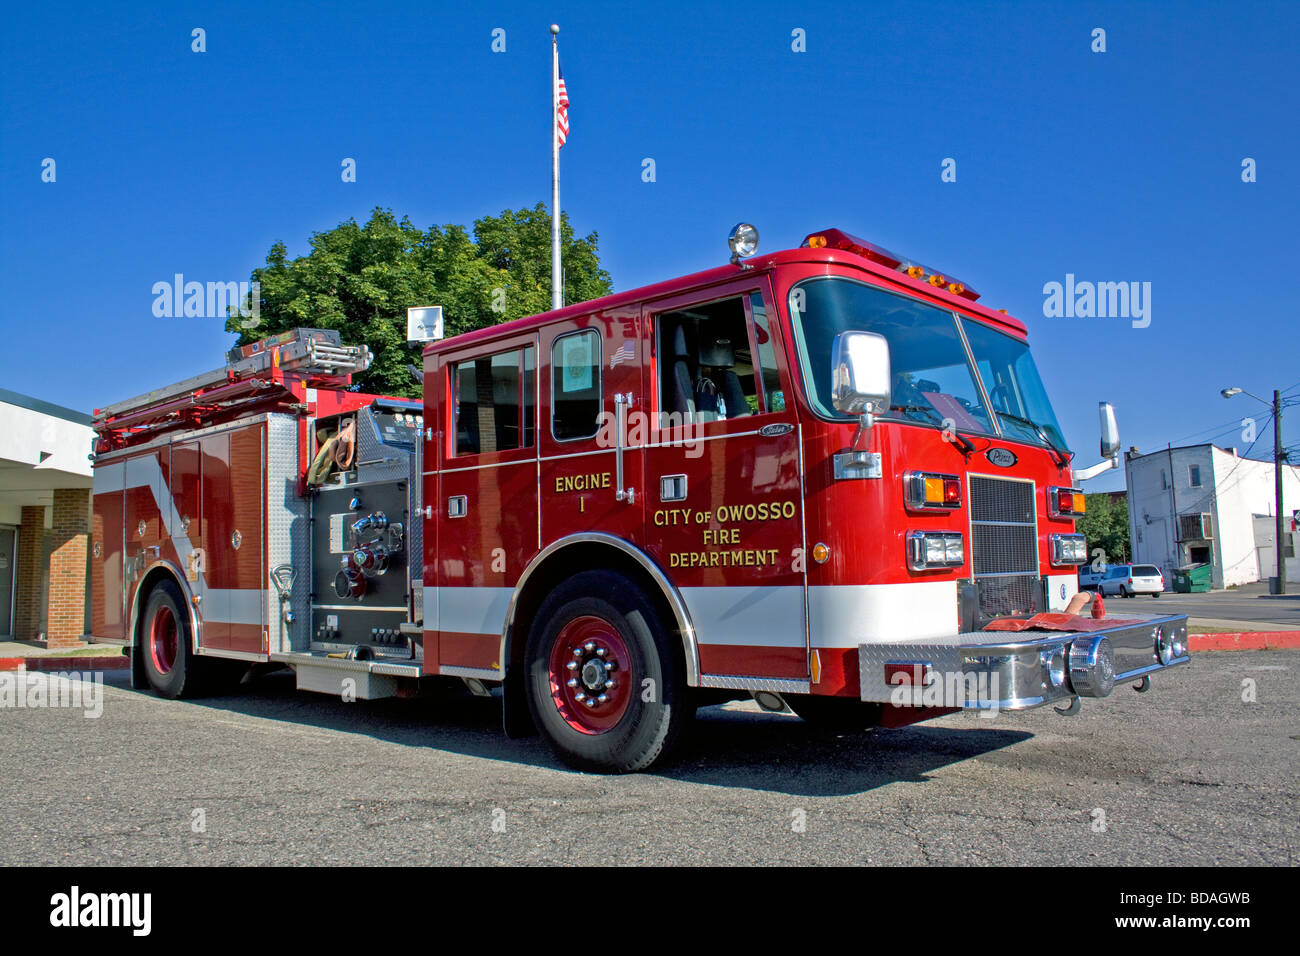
[986,448,1017,467]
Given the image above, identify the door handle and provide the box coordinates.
[614,392,636,504]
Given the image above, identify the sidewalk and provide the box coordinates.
[0,640,128,672]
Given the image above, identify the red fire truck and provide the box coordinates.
[91,226,1190,772]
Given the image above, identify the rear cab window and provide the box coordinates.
[447,344,536,460]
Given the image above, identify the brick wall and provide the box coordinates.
[47,488,89,648]
[14,504,45,640]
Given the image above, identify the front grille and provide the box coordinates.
[969,475,1040,619]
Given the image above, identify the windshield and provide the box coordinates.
[960,318,1067,450]
[789,277,993,433]
[788,276,1067,451]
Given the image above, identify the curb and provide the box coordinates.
[1188,632,1300,651]
[0,655,130,672]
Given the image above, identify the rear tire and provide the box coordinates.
[788,695,881,731]
[140,579,202,698]
[525,570,690,772]
[1120,585,1130,598]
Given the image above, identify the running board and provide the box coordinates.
[268,652,423,700]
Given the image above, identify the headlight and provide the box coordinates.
[907,531,964,570]
[1050,533,1088,565]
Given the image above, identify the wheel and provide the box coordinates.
[1119,585,1130,598]
[1152,592,1161,598]
[140,579,202,698]
[788,695,881,731]
[525,570,690,772]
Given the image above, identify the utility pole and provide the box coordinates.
[1222,385,1288,593]
[1274,389,1286,594]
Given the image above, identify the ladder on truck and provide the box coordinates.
[93,328,372,443]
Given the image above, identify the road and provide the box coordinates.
[1105,581,1300,629]
[2,652,1296,866]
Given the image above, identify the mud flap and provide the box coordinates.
[501,662,537,738]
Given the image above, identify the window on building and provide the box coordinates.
[1189,464,1202,487]
[657,294,774,426]
[1286,534,1296,559]
[552,329,601,441]
[452,346,534,456]
[1160,470,1168,490]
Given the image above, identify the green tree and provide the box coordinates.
[1078,493,1131,565]
[226,204,612,397]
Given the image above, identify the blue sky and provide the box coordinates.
[2,0,1297,491]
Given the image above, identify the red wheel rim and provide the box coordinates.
[150,605,179,675]
[547,615,634,735]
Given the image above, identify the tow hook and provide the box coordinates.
[1053,696,1081,717]
[1132,675,1151,693]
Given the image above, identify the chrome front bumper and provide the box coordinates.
[858,612,1190,711]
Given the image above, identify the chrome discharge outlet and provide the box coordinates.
[1067,635,1116,698]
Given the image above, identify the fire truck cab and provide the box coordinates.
[91,227,1190,773]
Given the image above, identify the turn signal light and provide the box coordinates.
[1050,486,1086,517]
[905,471,962,510]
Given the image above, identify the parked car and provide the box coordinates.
[1077,564,1107,591]
[1097,563,1165,598]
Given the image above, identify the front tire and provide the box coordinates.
[140,579,202,698]
[525,570,690,772]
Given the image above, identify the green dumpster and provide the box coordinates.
[1173,563,1211,593]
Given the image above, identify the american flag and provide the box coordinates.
[609,341,635,368]
[556,65,570,147]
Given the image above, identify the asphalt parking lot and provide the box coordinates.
[1120,582,1300,629]
[2,649,1296,867]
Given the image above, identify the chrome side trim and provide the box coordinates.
[196,647,268,662]
[440,664,504,681]
[503,532,701,686]
[699,675,811,694]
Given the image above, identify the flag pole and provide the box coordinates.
[550,23,562,312]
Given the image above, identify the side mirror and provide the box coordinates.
[1099,402,1119,459]
[831,331,891,416]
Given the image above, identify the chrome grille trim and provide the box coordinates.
[969,474,1040,618]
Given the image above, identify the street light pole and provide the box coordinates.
[1221,385,1287,594]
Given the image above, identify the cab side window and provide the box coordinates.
[451,346,533,456]
[657,294,779,426]
[552,329,602,441]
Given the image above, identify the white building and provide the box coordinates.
[1125,443,1300,589]
[0,388,95,643]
